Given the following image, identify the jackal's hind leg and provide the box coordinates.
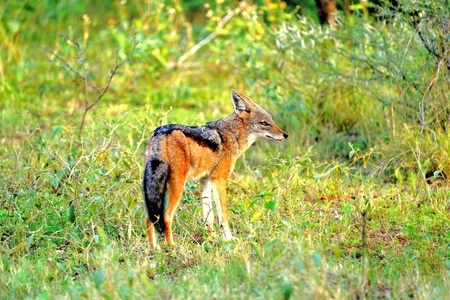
[146,217,157,250]
[164,173,187,247]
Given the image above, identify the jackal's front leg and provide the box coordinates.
[201,179,215,232]
[213,179,233,240]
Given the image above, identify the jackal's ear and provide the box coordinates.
[231,89,254,115]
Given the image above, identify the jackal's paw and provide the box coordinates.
[223,230,233,240]
[205,224,215,233]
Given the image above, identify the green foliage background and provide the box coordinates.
[1,0,449,299]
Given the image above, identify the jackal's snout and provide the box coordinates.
[274,123,288,141]
[265,126,288,141]
[277,130,288,141]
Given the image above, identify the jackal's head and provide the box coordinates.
[231,90,288,144]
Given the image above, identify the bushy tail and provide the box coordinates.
[143,158,170,233]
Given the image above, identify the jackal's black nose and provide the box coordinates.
[283,133,288,139]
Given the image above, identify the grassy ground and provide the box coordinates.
[1,1,449,299]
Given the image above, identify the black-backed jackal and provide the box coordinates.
[143,90,288,249]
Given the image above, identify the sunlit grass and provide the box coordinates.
[1,0,449,299]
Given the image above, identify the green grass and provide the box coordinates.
[1,0,449,299]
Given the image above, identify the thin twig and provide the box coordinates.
[87,42,138,111]
[0,54,5,85]
[77,39,138,138]
[40,46,85,82]
[415,19,440,60]
[38,45,102,92]
[361,209,368,295]
[78,41,90,139]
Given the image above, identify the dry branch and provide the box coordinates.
[169,2,248,68]
[40,37,138,139]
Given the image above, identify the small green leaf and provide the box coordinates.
[93,267,104,289]
[281,220,291,227]
[96,226,109,245]
[51,126,62,139]
[332,245,342,258]
[67,201,75,223]
[349,150,355,159]
[7,20,21,34]
[264,200,276,211]
[313,252,322,266]
[281,276,293,300]
[315,173,327,181]
[26,234,34,249]
[203,242,212,252]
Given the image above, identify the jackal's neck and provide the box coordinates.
[210,113,253,156]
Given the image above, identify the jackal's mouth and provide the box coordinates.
[265,135,284,141]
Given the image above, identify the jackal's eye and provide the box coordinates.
[260,121,270,126]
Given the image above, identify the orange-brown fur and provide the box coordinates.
[143,90,288,249]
